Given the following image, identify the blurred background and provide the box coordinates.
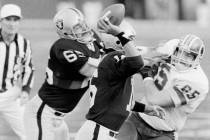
[1,0,210,25]
[0,0,210,140]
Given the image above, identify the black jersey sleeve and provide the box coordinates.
[52,39,89,71]
[108,52,144,79]
[117,55,144,77]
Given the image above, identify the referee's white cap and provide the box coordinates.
[0,4,22,19]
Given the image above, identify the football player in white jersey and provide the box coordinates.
[117,34,209,140]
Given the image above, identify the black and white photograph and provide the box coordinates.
[0,0,209,140]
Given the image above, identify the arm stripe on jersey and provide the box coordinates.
[173,86,187,105]
[92,124,100,140]
[37,102,45,140]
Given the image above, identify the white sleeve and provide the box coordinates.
[169,79,207,108]
[79,57,101,77]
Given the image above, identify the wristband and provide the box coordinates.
[116,32,131,46]
[131,101,146,112]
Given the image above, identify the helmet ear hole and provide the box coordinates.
[200,46,204,58]
[175,47,179,52]
[116,40,121,45]
[173,47,179,55]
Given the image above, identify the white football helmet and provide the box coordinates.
[53,8,94,44]
[171,34,205,71]
[99,20,136,51]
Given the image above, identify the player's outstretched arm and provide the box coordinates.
[136,45,170,66]
[97,17,141,57]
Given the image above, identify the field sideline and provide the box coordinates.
[0,19,210,140]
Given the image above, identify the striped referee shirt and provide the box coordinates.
[0,30,34,93]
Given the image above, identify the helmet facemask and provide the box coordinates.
[171,34,205,72]
[64,20,94,44]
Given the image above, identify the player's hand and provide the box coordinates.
[139,63,160,79]
[139,66,153,79]
[144,105,166,120]
[19,91,29,106]
[97,15,122,36]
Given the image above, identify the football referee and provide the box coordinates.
[0,4,34,140]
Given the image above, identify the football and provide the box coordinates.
[100,3,125,26]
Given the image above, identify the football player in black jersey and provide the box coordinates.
[24,8,104,140]
[75,14,166,140]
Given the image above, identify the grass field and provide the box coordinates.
[0,19,210,140]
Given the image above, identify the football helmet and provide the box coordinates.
[99,20,136,51]
[171,34,205,71]
[53,8,94,44]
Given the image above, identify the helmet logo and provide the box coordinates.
[56,19,64,30]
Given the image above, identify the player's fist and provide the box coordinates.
[145,105,166,120]
[98,3,125,27]
[97,15,122,36]
[139,66,153,79]
[97,4,125,35]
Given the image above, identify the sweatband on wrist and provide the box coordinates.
[131,101,146,112]
[116,32,131,46]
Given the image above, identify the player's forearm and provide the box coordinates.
[124,41,142,57]
[136,46,167,66]
[116,32,141,57]
[79,58,100,77]
[87,57,101,68]
[135,46,153,66]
